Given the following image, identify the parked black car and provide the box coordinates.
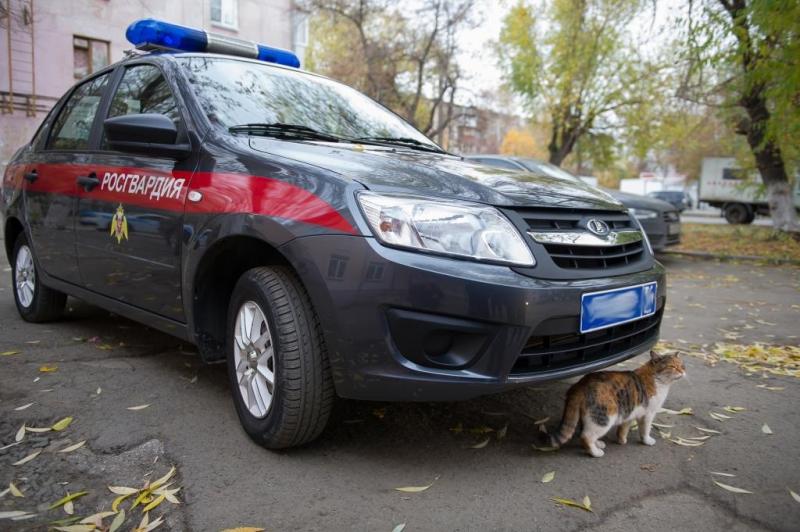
[2,20,667,449]
[647,190,691,212]
[466,155,681,250]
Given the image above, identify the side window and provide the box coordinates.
[47,74,110,150]
[722,168,744,180]
[484,158,524,171]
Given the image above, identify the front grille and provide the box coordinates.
[510,309,662,375]
[543,241,643,269]
[522,210,635,231]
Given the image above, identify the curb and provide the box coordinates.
[660,249,800,266]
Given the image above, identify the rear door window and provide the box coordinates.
[47,73,110,150]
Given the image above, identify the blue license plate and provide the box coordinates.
[580,282,657,334]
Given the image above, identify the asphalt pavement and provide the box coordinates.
[1,239,799,531]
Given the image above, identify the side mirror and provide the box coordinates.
[104,113,191,159]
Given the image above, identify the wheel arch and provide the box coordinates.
[4,216,25,263]
[188,234,300,362]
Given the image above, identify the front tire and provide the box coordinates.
[11,234,66,322]
[226,266,334,449]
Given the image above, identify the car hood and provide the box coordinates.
[603,189,675,211]
[248,139,624,210]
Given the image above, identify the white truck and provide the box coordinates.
[699,157,800,224]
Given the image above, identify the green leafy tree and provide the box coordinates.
[679,0,800,231]
[497,0,659,167]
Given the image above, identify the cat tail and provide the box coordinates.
[549,390,584,447]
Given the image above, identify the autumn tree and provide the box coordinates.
[298,0,474,138]
[497,0,661,167]
[678,0,799,232]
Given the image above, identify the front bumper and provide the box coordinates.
[281,235,666,401]
[641,216,681,251]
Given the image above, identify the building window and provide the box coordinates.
[210,0,238,29]
[73,36,110,80]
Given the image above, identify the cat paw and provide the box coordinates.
[596,440,606,449]
[617,437,628,445]
[642,436,656,446]
[588,447,605,458]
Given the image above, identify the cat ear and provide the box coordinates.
[649,350,659,360]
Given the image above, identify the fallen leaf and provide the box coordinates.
[25,426,52,433]
[541,471,555,483]
[108,486,139,495]
[695,426,721,434]
[53,525,94,532]
[64,499,74,515]
[49,491,88,510]
[142,494,166,512]
[723,406,746,413]
[470,437,491,449]
[395,476,439,493]
[14,403,34,411]
[0,442,20,451]
[108,510,126,532]
[58,440,87,453]
[651,422,674,429]
[12,450,41,466]
[551,496,593,512]
[80,511,116,525]
[52,416,74,431]
[7,482,23,498]
[713,480,753,494]
[448,422,463,433]
[534,416,550,425]
[15,424,25,442]
[582,495,592,511]
[761,423,773,435]
[25,340,41,344]
[39,364,58,373]
[127,404,150,411]
[710,471,736,477]
[531,444,558,452]
[149,466,176,490]
[790,489,800,504]
[0,350,21,356]
[0,511,33,519]
[392,524,407,532]
[669,438,705,447]
[111,494,131,512]
[496,424,508,440]
[220,528,265,532]
[96,387,102,395]
[684,435,711,441]
[469,425,495,434]
[709,412,731,421]
[640,463,658,472]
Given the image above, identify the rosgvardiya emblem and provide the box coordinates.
[110,204,129,243]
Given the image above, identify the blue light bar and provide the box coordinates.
[125,19,301,68]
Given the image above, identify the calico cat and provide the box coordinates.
[549,351,686,457]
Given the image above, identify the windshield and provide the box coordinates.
[177,56,438,147]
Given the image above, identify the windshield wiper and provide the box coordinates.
[229,123,343,143]
[353,136,447,154]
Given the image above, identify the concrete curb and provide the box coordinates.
[660,249,800,266]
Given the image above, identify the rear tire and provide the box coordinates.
[11,234,66,322]
[723,203,752,224]
[226,266,334,449]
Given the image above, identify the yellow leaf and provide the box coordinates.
[142,494,165,513]
[651,422,674,429]
[695,426,721,434]
[220,528,266,532]
[80,511,116,525]
[392,525,406,532]
[660,407,693,415]
[52,416,74,431]
[790,489,800,504]
[710,472,736,477]
[39,364,58,372]
[127,404,150,411]
[12,450,41,466]
[49,491,88,510]
[669,438,705,447]
[108,486,139,495]
[112,494,131,512]
[395,476,439,493]
[109,509,126,532]
[551,497,593,512]
[684,435,711,441]
[541,471,555,483]
[709,412,731,421]
[14,402,35,411]
[160,488,181,504]
[149,466,176,490]
[59,440,87,453]
[713,480,752,494]
[1,350,21,356]
[9,482,24,497]
[582,495,592,511]
[15,424,25,442]
[64,499,74,515]
[533,416,550,425]
[52,525,95,532]
[761,423,773,435]
[130,488,151,509]
[470,437,491,449]
[26,426,52,433]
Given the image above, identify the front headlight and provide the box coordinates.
[356,191,535,266]
[629,208,658,220]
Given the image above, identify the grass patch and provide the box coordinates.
[672,223,800,262]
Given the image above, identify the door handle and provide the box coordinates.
[24,170,38,183]
[77,173,100,191]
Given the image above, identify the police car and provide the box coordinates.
[1,20,665,448]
